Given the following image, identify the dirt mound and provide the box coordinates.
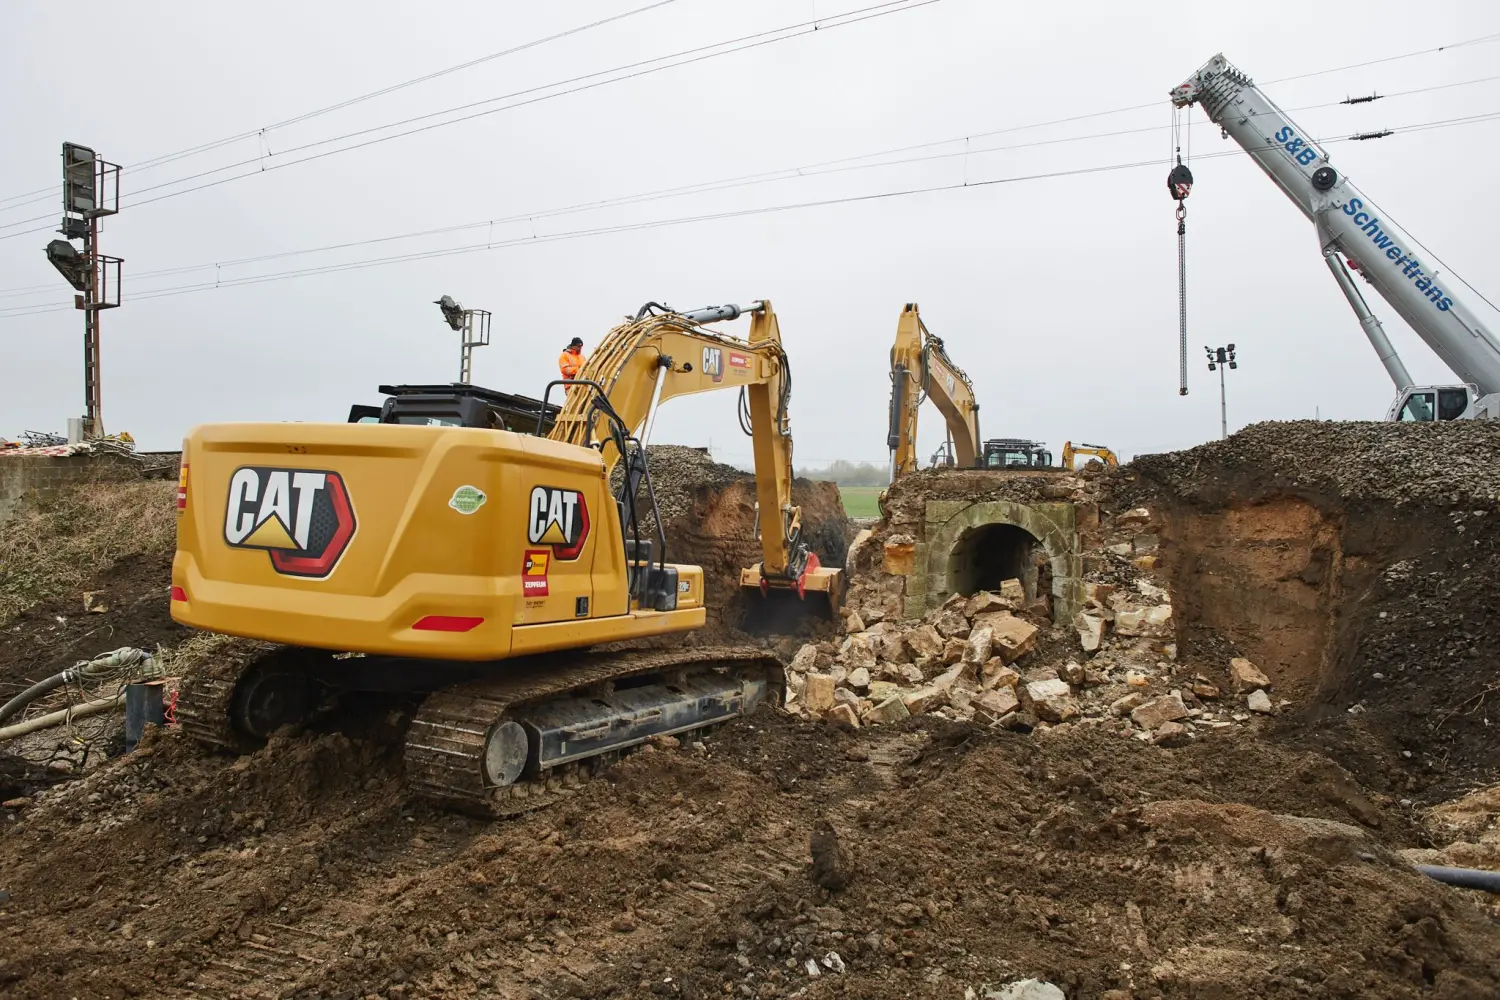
[636,446,850,638]
[1116,419,1500,798]
[6,715,1499,999]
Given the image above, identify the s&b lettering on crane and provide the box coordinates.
[1341,198,1455,313]
[1273,125,1321,167]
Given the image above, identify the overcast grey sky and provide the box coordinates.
[4,1,1500,465]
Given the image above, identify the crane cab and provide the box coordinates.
[1385,385,1500,423]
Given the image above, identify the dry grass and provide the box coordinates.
[0,479,178,623]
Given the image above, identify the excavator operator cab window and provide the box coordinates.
[1438,389,1470,421]
[1397,391,1436,423]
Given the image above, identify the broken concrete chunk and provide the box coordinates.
[964,590,1013,617]
[1230,657,1272,692]
[942,637,968,665]
[1191,682,1221,700]
[963,626,994,666]
[846,666,871,690]
[1110,691,1146,717]
[803,673,836,716]
[1116,507,1152,526]
[999,578,1025,603]
[1114,604,1173,638]
[842,610,866,635]
[973,686,1020,723]
[1083,581,1115,607]
[904,624,944,660]
[971,610,1015,634]
[837,634,877,670]
[1152,720,1190,746]
[1107,542,1134,557]
[865,695,911,725]
[933,606,971,639]
[789,644,820,674]
[1247,689,1274,714]
[1025,677,1079,723]
[826,703,860,729]
[1060,660,1086,686]
[879,631,910,664]
[981,660,1021,690]
[1130,692,1189,730]
[902,686,941,715]
[1074,612,1104,653]
[833,687,862,709]
[990,616,1040,664]
[868,680,900,703]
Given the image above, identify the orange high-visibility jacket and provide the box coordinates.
[558,348,584,379]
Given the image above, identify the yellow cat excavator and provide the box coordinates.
[1060,441,1119,470]
[887,302,981,477]
[171,299,840,815]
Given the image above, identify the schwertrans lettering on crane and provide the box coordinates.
[1340,198,1455,313]
[1272,125,1455,315]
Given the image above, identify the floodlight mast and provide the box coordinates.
[433,295,491,384]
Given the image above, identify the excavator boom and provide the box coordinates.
[888,303,981,477]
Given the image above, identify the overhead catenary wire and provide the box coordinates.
[0,0,944,239]
[5,72,1497,304]
[1,13,1492,244]
[0,0,686,212]
[5,109,1497,322]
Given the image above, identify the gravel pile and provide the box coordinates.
[635,445,748,525]
[1130,420,1500,507]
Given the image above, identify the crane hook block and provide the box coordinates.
[1167,163,1194,201]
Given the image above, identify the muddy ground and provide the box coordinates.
[4,424,1500,998]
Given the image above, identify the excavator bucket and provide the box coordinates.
[738,556,844,633]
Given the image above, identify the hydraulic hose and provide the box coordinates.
[0,674,70,726]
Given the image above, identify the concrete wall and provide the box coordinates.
[0,451,178,523]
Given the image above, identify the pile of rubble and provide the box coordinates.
[785,563,1285,744]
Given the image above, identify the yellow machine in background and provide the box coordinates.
[887,302,981,477]
[171,299,839,814]
[1061,441,1120,470]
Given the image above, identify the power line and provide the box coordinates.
[4,109,1496,322]
[5,70,1497,303]
[0,0,942,237]
[0,0,684,212]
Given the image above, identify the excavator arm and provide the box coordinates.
[888,303,981,477]
[547,300,840,603]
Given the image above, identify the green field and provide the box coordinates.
[838,485,883,518]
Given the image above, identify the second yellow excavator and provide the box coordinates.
[170,299,840,815]
[1061,441,1119,470]
[887,302,981,477]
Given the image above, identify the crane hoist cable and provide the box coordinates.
[1168,106,1194,396]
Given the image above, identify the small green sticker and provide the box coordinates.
[449,485,487,515]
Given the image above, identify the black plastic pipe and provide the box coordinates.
[1414,864,1500,893]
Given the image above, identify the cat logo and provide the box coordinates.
[527,486,590,560]
[945,373,957,396]
[522,549,550,597]
[702,346,724,383]
[224,467,356,578]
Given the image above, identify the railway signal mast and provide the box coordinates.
[44,143,122,440]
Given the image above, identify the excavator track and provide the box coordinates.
[175,641,282,753]
[404,645,783,817]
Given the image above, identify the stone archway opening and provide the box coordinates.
[947,522,1042,600]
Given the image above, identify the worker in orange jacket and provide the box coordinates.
[558,337,585,380]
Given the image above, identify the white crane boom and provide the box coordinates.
[1171,54,1500,420]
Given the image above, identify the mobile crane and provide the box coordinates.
[887,303,982,477]
[1171,55,1500,421]
[171,300,840,815]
